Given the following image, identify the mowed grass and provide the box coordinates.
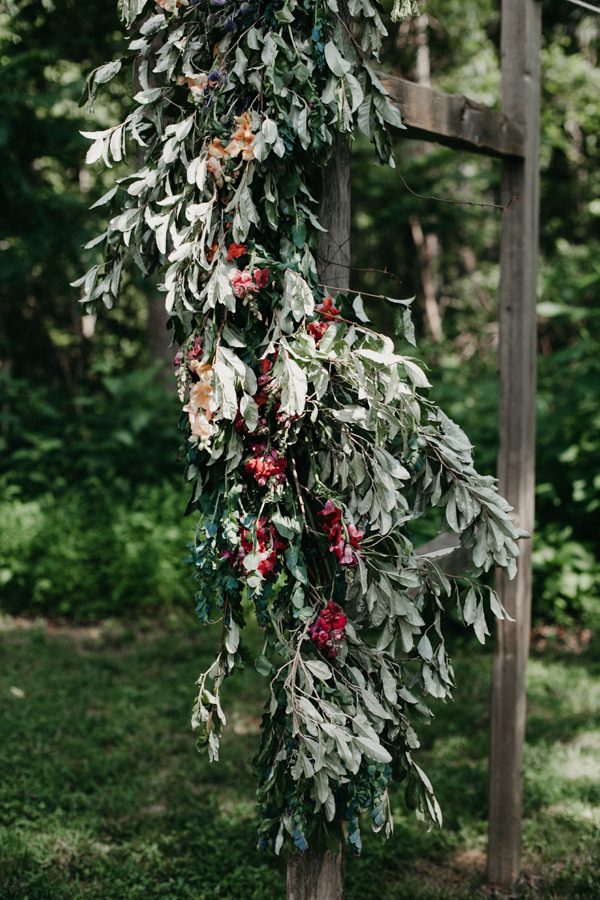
[1,615,598,899]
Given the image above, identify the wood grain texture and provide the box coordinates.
[287,850,344,900]
[285,117,350,900]
[379,72,525,159]
[488,0,542,888]
[317,134,351,290]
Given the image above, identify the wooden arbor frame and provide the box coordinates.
[291,0,542,895]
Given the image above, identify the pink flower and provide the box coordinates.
[231,269,257,298]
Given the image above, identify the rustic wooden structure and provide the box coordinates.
[288,0,542,896]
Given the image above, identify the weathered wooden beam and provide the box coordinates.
[488,0,542,889]
[285,125,349,900]
[379,73,525,159]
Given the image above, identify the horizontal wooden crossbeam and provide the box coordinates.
[379,73,525,159]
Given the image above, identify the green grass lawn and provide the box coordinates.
[1,615,598,899]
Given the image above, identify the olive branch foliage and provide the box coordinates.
[76,0,524,857]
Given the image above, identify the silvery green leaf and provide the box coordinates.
[233,47,248,80]
[422,664,446,698]
[417,633,433,662]
[225,620,240,654]
[305,660,332,681]
[242,552,261,572]
[271,511,301,539]
[275,4,295,23]
[463,587,478,625]
[403,308,416,345]
[283,269,314,320]
[83,232,107,250]
[140,13,166,35]
[278,354,307,417]
[324,41,352,77]
[345,72,364,113]
[361,689,391,720]
[262,118,278,144]
[93,60,122,86]
[401,358,431,388]
[354,735,392,764]
[133,87,162,104]
[473,602,490,644]
[352,294,370,322]
[296,107,310,150]
[240,394,259,431]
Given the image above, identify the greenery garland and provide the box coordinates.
[76,0,525,857]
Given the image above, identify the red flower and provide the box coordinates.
[307,321,330,345]
[254,267,270,290]
[226,243,248,260]
[309,601,348,658]
[239,517,288,578]
[316,295,340,320]
[317,501,364,567]
[245,442,287,487]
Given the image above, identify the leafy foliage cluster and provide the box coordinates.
[77,0,525,853]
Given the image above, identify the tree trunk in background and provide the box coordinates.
[317,134,351,292]
[409,216,443,342]
[134,27,173,387]
[285,132,350,900]
[287,849,344,900]
[414,4,431,87]
[147,293,172,385]
[409,4,443,342]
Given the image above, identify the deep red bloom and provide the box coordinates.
[317,501,364,567]
[308,321,330,345]
[238,517,287,578]
[316,295,340,320]
[245,443,287,487]
[254,267,270,290]
[226,242,248,261]
[309,601,348,658]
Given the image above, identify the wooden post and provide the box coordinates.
[285,135,350,900]
[488,0,542,888]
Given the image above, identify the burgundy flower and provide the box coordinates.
[317,501,364,567]
[254,267,270,290]
[309,601,348,658]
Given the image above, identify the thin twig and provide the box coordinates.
[398,171,517,214]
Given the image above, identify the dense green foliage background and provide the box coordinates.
[1,0,599,625]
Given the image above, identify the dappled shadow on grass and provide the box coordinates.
[1,619,599,899]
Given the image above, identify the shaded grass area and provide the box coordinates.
[1,617,598,899]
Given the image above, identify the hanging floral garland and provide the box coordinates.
[76,0,524,857]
